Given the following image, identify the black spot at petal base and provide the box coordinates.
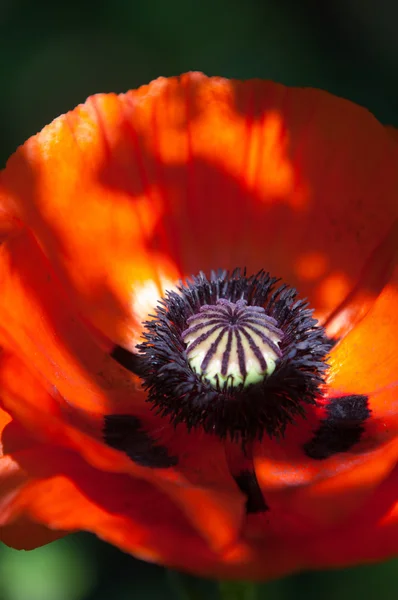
[103,414,178,468]
[303,394,371,460]
[234,470,269,514]
[110,345,145,376]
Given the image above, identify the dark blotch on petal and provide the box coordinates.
[103,415,178,468]
[234,470,269,514]
[110,345,145,376]
[303,394,371,460]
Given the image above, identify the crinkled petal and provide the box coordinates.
[0,345,245,553]
[1,74,397,346]
[0,407,66,548]
[329,263,398,398]
[0,442,265,578]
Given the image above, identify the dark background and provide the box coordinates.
[1,0,398,598]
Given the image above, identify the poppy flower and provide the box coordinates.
[0,72,398,581]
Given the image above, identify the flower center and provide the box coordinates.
[135,269,333,442]
[181,299,283,388]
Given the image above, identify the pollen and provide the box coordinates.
[181,298,283,388]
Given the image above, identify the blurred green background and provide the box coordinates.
[1,0,398,598]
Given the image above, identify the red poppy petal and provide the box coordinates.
[243,460,398,578]
[0,405,11,439]
[0,228,147,417]
[0,215,249,549]
[252,268,398,539]
[0,512,58,551]
[4,435,397,578]
[2,74,396,347]
[328,263,398,399]
[0,517,67,549]
[0,408,67,549]
[173,75,398,322]
[0,345,246,552]
[323,218,398,340]
[296,461,398,570]
[244,440,398,577]
[0,95,181,348]
[0,413,26,506]
[253,263,398,535]
[253,435,398,534]
[0,444,257,577]
[0,225,245,552]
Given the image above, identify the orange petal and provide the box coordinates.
[1,74,397,345]
[247,438,398,577]
[0,408,67,549]
[0,405,11,442]
[0,94,181,348]
[253,256,398,536]
[0,229,146,417]
[0,218,247,549]
[251,268,398,542]
[253,434,398,535]
[243,461,398,578]
[0,518,66,550]
[0,443,253,578]
[0,420,26,511]
[295,462,398,570]
[4,434,398,579]
[329,263,398,397]
[0,345,246,553]
[0,415,254,577]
